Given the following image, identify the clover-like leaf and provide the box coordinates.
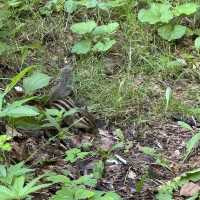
[174,3,199,16]
[70,21,97,34]
[64,0,78,13]
[92,22,119,35]
[138,3,173,24]
[71,40,92,54]
[93,38,116,52]
[85,0,97,8]
[158,24,186,41]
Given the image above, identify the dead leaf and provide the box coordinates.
[180,182,200,197]
[99,137,114,151]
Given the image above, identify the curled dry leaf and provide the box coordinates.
[180,182,200,197]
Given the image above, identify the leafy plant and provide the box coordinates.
[0,98,40,118]
[0,135,12,152]
[70,21,119,54]
[195,36,200,49]
[184,131,200,161]
[156,168,200,200]
[23,71,51,96]
[138,2,200,43]
[0,162,34,186]
[138,3,173,24]
[178,121,200,161]
[47,172,122,200]
[0,67,42,119]
[0,162,51,200]
[39,0,64,16]
[140,146,171,170]
[65,148,95,163]
[42,107,77,135]
[112,128,133,153]
[178,121,193,132]
[40,0,124,15]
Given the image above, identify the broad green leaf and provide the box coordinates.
[23,72,51,95]
[158,24,186,41]
[97,0,124,10]
[0,143,11,151]
[104,0,125,8]
[46,174,71,185]
[92,22,119,35]
[93,38,116,52]
[184,132,200,160]
[85,0,97,8]
[7,0,22,7]
[138,3,173,24]
[98,2,110,10]
[0,165,6,177]
[140,146,156,157]
[174,3,199,16]
[45,108,62,116]
[70,21,97,34]
[0,105,39,118]
[195,37,200,49]
[71,40,91,54]
[75,188,94,199]
[63,108,77,117]
[0,135,12,152]
[50,187,74,200]
[5,96,36,108]
[13,176,25,194]
[74,175,97,187]
[64,0,77,13]
[4,66,34,95]
[178,121,193,131]
[165,87,172,111]
[0,185,16,199]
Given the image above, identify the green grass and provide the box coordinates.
[2,0,200,126]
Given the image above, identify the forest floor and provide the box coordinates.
[1,1,200,200]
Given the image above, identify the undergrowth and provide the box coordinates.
[2,0,200,199]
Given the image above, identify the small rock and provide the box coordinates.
[128,170,137,180]
[174,150,180,158]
